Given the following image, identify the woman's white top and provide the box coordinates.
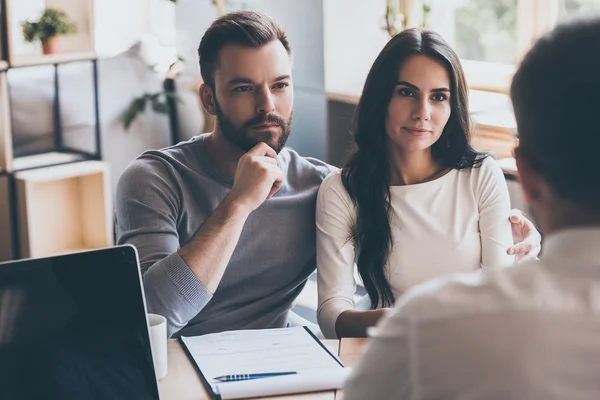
[316,157,515,338]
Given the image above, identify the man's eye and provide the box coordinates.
[432,93,448,101]
[273,82,289,90]
[398,88,414,97]
[234,86,251,92]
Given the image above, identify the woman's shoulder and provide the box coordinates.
[462,155,510,205]
[320,169,344,191]
[458,155,504,180]
[317,170,354,208]
[475,155,505,181]
[479,154,501,170]
[453,156,508,203]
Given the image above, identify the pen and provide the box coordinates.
[214,372,297,382]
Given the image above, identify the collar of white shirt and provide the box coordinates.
[540,227,600,275]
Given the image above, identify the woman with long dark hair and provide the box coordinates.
[317,28,516,339]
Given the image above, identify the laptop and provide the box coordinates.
[0,245,160,400]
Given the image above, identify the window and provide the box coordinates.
[454,0,518,65]
[562,0,600,16]
[149,0,177,46]
[426,0,600,92]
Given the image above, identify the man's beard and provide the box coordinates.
[215,101,293,154]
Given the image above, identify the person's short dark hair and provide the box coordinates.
[198,10,291,89]
[511,16,600,209]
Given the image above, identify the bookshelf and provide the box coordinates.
[0,0,101,174]
[0,56,102,174]
[1,0,95,68]
[0,0,113,261]
[11,161,112,259]
[8,51,97,69]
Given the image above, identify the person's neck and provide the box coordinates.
[203,130,244,180]
[541,202,600,236]
[388,148,445,186]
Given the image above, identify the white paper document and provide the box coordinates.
[180,326,349,399]
[215,368,351,399]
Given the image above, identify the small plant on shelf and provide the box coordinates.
[21,8,77,55]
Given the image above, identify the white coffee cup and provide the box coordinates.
[148,313,168,379]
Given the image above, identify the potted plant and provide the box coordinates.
[21,8,77,55]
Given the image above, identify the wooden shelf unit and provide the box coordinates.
[10,160,113,259]
[8,51,97,68]
[0,1,110,262]
[1,0,96,68]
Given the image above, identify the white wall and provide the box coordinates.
[323,0,460,97]
[94,0,150,56]
[175,0,220,76]
[94,0,175,57]
[323,0,390,96]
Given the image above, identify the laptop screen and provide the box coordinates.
[0,245,160,400]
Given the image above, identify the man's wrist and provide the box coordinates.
[221,194,252,220]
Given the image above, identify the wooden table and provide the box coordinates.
[158,337,368,400]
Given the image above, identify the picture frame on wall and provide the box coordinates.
[0,0,95,67]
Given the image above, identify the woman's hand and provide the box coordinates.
[507,209,542,261]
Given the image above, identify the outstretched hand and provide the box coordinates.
[507,209,542,261]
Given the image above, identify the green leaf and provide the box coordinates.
[121,97,147,130]
[21,7,77,43]
[151,98,169,114]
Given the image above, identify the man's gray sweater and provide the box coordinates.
[116,135,334,337]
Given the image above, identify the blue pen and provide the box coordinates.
[214,372,297,382]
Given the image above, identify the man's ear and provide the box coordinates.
[199,83,217,116]
[515,149,544,206]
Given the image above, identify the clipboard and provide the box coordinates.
[178,326,347,400]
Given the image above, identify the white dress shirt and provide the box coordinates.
[317,157,515,338]
[343,228,600,400]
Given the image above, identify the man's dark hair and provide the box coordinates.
[198,10,291,88]
[511,16,600,209]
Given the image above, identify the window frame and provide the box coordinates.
[445,0,567,157]
[459,0,562,93]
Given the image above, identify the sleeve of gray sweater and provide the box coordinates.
[115,157,212,337]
